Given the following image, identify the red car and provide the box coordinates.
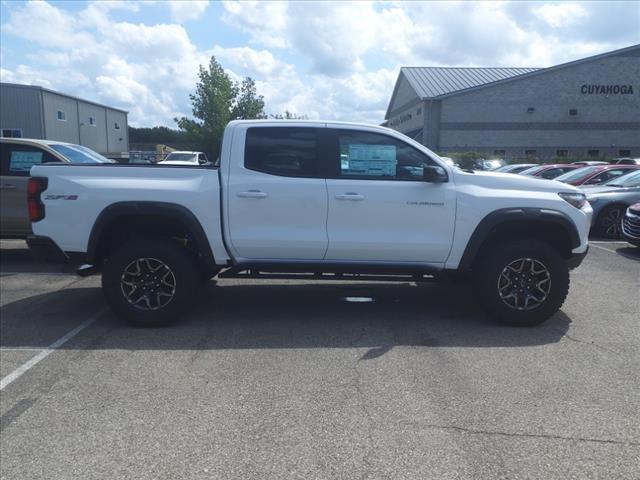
[518,164,582,179]
[554,164,640,186]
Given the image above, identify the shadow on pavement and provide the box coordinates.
[0,281,571,352]
[617,246,640,261]
[0,244,77,275]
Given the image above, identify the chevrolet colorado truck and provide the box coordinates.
[26,120,591,326]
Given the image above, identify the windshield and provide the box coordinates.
[519,165,545,175]
[605,170,640,187]
[49,144,114,163]
[164,153,197,161]
[555,166,600,182]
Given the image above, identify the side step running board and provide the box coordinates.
[218,267,437,283]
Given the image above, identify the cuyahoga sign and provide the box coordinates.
[581,84,634,95]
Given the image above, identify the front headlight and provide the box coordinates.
[558,192,587,209]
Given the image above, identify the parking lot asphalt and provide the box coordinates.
[1,239,639,479]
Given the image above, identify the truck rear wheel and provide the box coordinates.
[102,238,199,327]
[473,240,569,326]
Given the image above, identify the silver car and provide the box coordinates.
[582,170,640,238]
[0,138,112,238]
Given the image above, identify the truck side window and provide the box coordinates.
[336,130,434,180]
[245,127,319,177]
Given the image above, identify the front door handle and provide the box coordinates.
[335,193,365,201]
[237,190,267,198]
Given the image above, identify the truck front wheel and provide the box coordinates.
[102,238,199,327]
[473,240,569,326]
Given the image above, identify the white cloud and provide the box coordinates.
[2,0,95,49]
[167,0,209,23]
[1,1,637,127]
[533,3,590,28]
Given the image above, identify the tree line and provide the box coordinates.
[129,56,306,160]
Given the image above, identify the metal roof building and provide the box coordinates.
[385,44,640,160]
[0,82,129,158]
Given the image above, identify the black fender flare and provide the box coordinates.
[87,201,217,271]
[457,207,581,271]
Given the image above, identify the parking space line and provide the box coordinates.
[0,308,108,391]
[0,347,46,352]
[590,243,618,254]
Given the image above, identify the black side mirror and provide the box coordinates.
[423,165,448,183]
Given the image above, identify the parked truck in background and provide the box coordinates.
[26,120,591,327]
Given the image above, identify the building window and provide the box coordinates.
[556,150,568,157]
[525,150,537,157]
[114,122,121,130]
[527,107,535,114]
[89,116,96,126]
[493,150,505,157]
[416,108,422,116]
[57,110,66,121]
[588,149,599,157]
[619,149,631,157]
[569,109,578,116]
[1,128,23,138]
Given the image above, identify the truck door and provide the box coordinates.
[324,128,456,263]
[225,125,329,260]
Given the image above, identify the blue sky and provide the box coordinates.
[1,0,638,127]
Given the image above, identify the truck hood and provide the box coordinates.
[453,169,581,194]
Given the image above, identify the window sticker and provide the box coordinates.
[10,151,43,172]
[342,144,397,176]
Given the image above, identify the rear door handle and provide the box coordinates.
[237,190,267,198]
[0,184,17,190]
[335,193,365,201]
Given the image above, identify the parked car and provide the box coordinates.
[582,170,640,238]
[494,163,537,174]
[159,151,209,165]
[621,203,640,247]
[0,138,113,238]
[519,164,581,179]
[611,158,640,165]
[554,165,639,186]
[571,161,608,166]
[472,158,506,171]
[27,120,591,328]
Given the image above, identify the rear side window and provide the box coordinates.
[0,143,58,176]
[245,127,319,177]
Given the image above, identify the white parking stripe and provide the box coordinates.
[0,347,46,352]
[0,308,107,391]
[590,243,618,254]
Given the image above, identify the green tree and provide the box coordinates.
[270,111,308,120]
[232,78,266,120]
[176,56,266,158]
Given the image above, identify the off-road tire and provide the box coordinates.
[473,240,569,326]
[102,238,199,327]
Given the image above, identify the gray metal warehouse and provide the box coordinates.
[0,82,129,158]
[384,44,640,161]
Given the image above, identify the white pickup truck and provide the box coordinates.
[27,120,591,327]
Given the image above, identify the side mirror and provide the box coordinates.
[423,165,448,183]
